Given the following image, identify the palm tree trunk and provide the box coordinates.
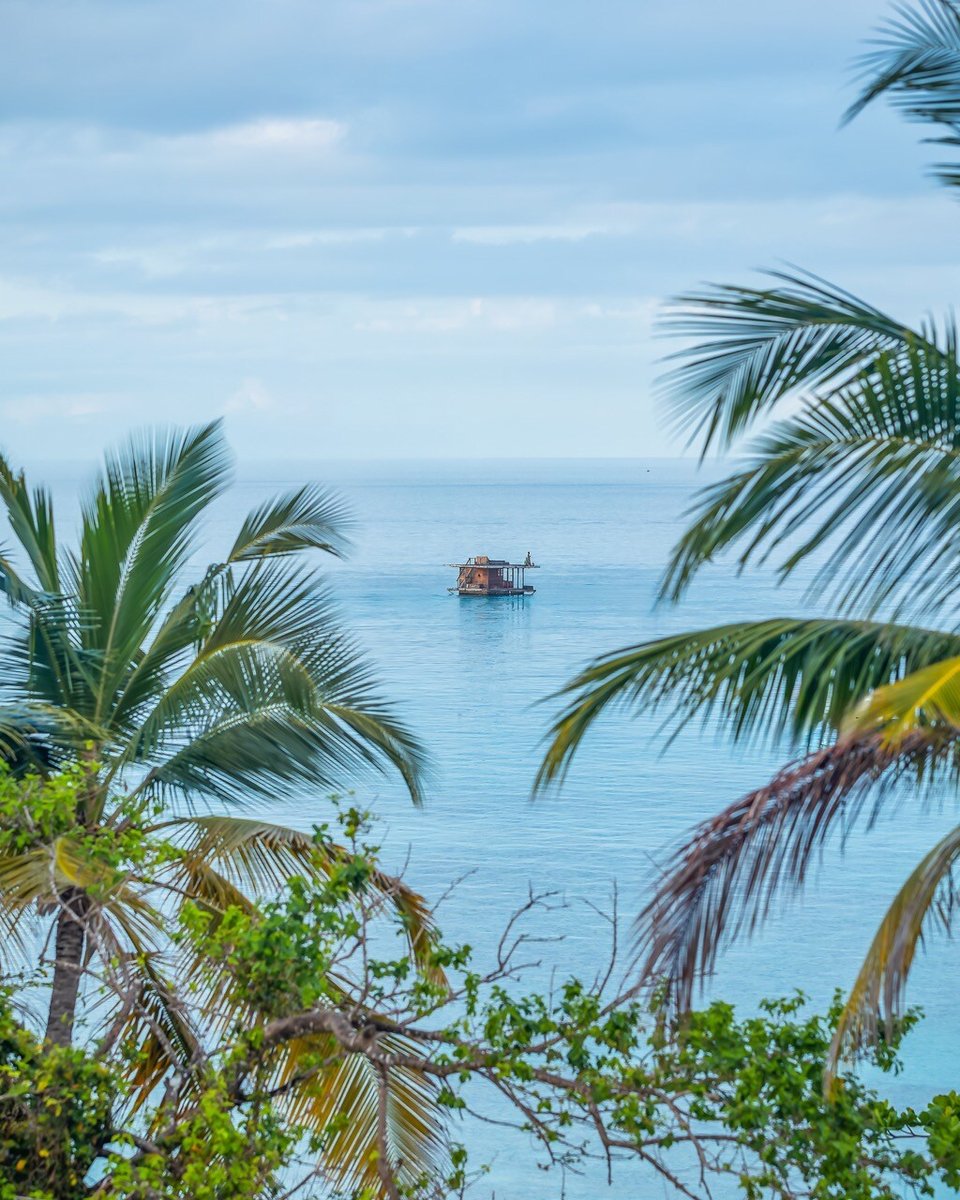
[44,888,88,1047]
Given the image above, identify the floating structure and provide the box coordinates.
[448,554,539,596]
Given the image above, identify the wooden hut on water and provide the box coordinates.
[448,554,538,596]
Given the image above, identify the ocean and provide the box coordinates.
[40,456,960,1197]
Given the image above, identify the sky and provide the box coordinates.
[3,0,960,461]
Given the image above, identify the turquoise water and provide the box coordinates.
[43,457,960,1196]
[215,457,956,1197]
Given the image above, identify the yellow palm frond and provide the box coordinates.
[161,816,441,977]
[827,820,960,1089]
[846,654,960,742]
[117,958,205,1114]
[0,847,53,904]
[270,1032,443,1197]
[0,849,50,968]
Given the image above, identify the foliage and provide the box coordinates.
[0,991,115,1200]
[537,0,960,1084]
[2,804,960,1200]
[0,424,444,1189]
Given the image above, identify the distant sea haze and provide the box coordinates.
[38,456,960,1198]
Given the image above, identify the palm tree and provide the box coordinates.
[0,420,440,1191]
[538,0,960,1077]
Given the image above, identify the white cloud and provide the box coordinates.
[0,116,347,165]
[449,194,960,253]
[0,394,119,425]
[452,223,614,245]
[347,295,648,335]
[187,118,346,154]
[0,273,289,326]
[224,377,276,415]
[92,246,188,279]
[264,228,395,249]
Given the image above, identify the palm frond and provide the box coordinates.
[0,457,59,592]
[662,334,960,612]
[228,486,353,562]
[275,1032,444,1197]
[0,702,90,773]
[660,269,940,453]
[845,0,960,187]
[105,958,205,1112]
[535,618,960,791]
[140,650,427,809]
[68,421,232,722]
[118,561,427,806]
[826,819,960,1082]
[846,653,960,739]
[0,547,45,608]
[163,816,439,971]
[633,731,960,1012]
[0,849,50,969]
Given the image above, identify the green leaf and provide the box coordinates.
[662,332,960,614]
[536,618,960,791]
[844,0,960,189]
[228,485,353,562]
[659,269,933,453]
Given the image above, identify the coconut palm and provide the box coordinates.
[0,420,440,1192]
[538,0,960,1077]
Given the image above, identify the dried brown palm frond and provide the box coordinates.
[636,729,960,1013]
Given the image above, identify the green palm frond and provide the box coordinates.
[1,592,89,721]
[845,0,960,187]
[201,560,336,652]
[116,561,426,806]
[142,663,426,810]
[0,456,59,593]
[0,548,44,608]
[536,618,960,791]
[68,422,232,720]
[826,820,960,1083]
[228,485,353,562]
[0,703,88,773]
[662,334,960,611]
[659,269,935,453]
[633,731,960,1013]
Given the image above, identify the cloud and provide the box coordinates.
[351,296,561,334]
[0,394,119,425]
[0,0,953,461]
[224,377,276,414]
[264,228,396,249]
[169,117,346,155]
[452,224,613,245]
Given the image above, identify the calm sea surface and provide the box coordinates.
[43,457,960,1197]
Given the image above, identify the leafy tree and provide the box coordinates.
[3,796,959,1200]
[0,423,438,1190]
[538,0,960,1079]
